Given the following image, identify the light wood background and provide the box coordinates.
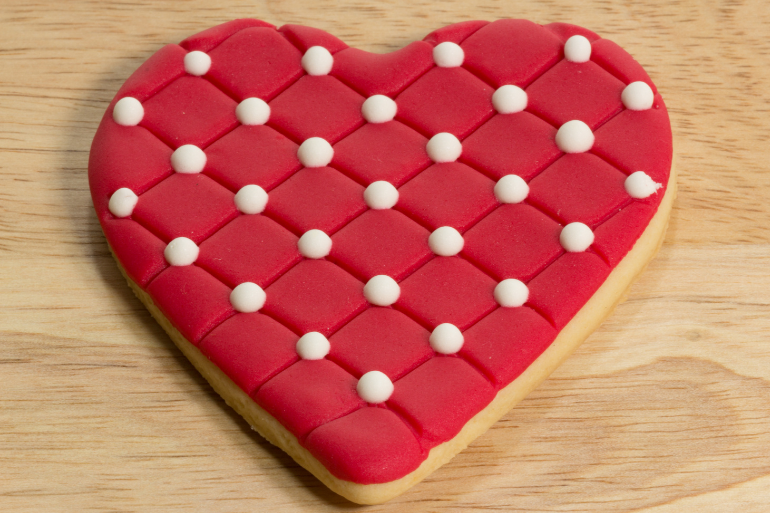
[2,0,769,511]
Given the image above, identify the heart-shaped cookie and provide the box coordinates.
[89,18,674,504]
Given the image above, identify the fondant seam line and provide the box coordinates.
[522,107,559,129]
[589,54,645,93]
[422,21,488,47]
[591,196,634,230]
[388,254,437,283]
[195,309,238,343]
[200,121,241,151]
[124,209,173,244]
[390,303,435,332]
[186,22,271,55]
[264,120,303,145]
[457,108,497,143]
[331,54,434,100]
[591,104,626,132]
[455,253,501,284]
[130,59,186,108]
[523,301,557,328]
[258,309,304,337]
[382,398,425,444]
[199,170,239,194]
[589,149,633,176]
[457,352,497,387]
[202,74,242,103]
[137,122,176,150]
[244,354,300,398]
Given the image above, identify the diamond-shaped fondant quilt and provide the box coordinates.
[89,18,674,504]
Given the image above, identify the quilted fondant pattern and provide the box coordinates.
[89,19,673,485]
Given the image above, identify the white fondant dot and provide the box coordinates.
[298,229,332,259]
[112,97,144,126]
[426,132,462,163]
[622,81,655,111]
[361,95,397,123]
[433,41,464,67]
[302,46,334,76]
[564,35,592,63]
[297,137,334,168]
[357,371,394,403]
[429,226,464,256]
[494,279,529,308]
[296,332,331,360]
[230,282,266,313]
[555,120,594,153]
[363,275,400,306]
[494,175,529,204]
[364,181,399,209]
[171,144,206,174]
[560,222,595,252]
[430,323,464,354]
[164,237,199,266]
[625,171,662,199]
[492,85,528,114]
[236,97,270,125]
[234,184,268,214]
[184,51,211,76]
[108,188,138,218]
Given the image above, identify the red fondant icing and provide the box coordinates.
[263,260,367,336]
[462,306,557,389]
[205,125,301,192]
[207,28,303,101]
[593,201,659,266]
[397,162,497,232]
[180,19,276,52]
[390,356,495,448]
[527,252,611,329]
[463,204,564,281]
[462,19,563,88]
[199,313,298,395]
[91,19,673,485]
[544,22,601,43]
[330,307,433,380]
[330,209,432,282]
[592,39,657,95]
[265,167,366,235]
[141,76,238,149]
[592,96,672,184]
[131,173,238,244]
[527,153,629,227]
[332,121,430,186]
[398,257,497,330]
[89,120,173,216]
[333,43,434,97]
[255,359,363,439]
[304,407,425,484]
[396,67,494,139]
[269,75,365,143]
[422,20,489,46]
[102,220,167,287]
[146,266,235,344]
[526,60,625,129]
[197,215,301,288]
[278,24,348,53]
[462,111,562,181]
[115,44,187,102]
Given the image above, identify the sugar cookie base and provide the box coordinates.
[112,165,676,505]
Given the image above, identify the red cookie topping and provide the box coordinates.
[90,19,672,485]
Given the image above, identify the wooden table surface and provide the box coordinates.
[2,0,769,511]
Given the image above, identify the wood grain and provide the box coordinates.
[1,0,769,511]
